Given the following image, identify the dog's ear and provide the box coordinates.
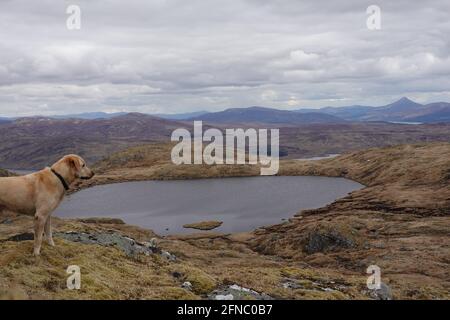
[68,157,81,172]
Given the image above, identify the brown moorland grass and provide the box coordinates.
[0,142,449,299]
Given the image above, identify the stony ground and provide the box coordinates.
[0,216,370,300]
[0,142,449,299]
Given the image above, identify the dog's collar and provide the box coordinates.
[50,168,69,191]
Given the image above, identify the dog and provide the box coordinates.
[0,154,94,255]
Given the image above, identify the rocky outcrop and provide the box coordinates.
[304,228,356,254]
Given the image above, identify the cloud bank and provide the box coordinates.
[0,0,449,116]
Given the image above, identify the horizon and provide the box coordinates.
[1,96,448,118]
[1,1,450,117]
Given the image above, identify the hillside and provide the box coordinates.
[1,111,450,170]
[278,122,450,159]
[1,143,448,299]
[407,103,450,123]
[118,121,450,161]
[250,143,450,299]
[72,143,260,191]
[0,114,188,169]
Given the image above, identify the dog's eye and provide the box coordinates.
[82,164,85,168]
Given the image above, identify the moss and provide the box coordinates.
[0,238,197,299]
[156,287,198,300]
[169,265,217,295]
[280,267,323,281]
[294,289,349,300]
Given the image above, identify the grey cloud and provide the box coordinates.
[0,0,449,116]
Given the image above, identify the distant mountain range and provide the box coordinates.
[51,112,128,120]
[0,108,449,169]
[51,110,210,121]
[296,97,450,123]
[154,111,209,120]
[0,111,209,121]
[1,97,449,124]
[186,106,344,124]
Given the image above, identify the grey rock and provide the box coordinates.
[282,279,303,289]
[54,231,162,258]
[181,281,192,291]
[369,282,393,300]
[161,250,177,261]
[147,238,158,249]
[3,232,34,242]
[215,294,234,300]
[305,229,355,254]
[208,284,273,300]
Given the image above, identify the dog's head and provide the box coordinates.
[62,154,95,180]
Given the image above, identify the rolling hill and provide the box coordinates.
[0,113,188,169]
[50,111,210,121]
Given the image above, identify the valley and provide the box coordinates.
[1,108,450,169]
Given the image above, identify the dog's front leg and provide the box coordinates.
[33,213,47,256]
[44,215,55,247]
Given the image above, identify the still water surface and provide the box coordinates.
[55,176,363,235]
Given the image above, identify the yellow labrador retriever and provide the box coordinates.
[0,154,94,255]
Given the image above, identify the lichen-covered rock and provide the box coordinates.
[54,231,159,257]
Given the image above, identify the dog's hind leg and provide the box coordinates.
[44,215,55,247]
[33,213,47,256]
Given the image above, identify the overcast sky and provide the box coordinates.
[1,0,449,116]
